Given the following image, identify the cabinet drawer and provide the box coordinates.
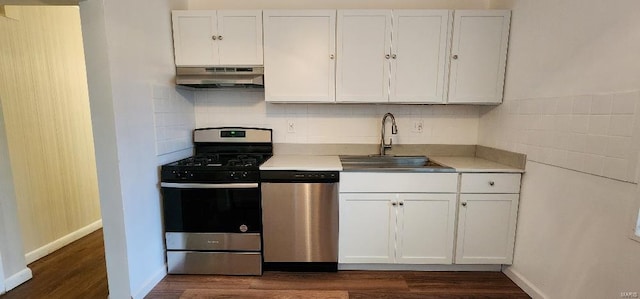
[460,173,521,193]
[340,172,458,193]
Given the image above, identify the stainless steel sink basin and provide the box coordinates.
[340,155,429,167]
[340,155,455,172]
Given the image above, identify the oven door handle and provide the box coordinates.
[161,182,259,189]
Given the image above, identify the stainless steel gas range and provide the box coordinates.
[160,127,272,275]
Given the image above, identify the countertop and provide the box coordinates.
[429,156,524,173]
[260,155,343,171]
[261,154,523,173]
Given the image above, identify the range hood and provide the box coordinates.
[175,66,264,88]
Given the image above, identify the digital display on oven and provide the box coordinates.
[221,130,246,138]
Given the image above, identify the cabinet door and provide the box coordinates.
[455,193,519,264]
[396,194,456,264]
[339,193,395,264]
[263,10,336,102]
[448,10,510,104]
[336,10,391,103]
[216,10,263,65]
[390,10,451,104]
[172,10,218,66]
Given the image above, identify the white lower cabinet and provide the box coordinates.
[338,171,522,267]
[339,172,458,265]
[455,173,521,264]
[339,193,456,264]
[339,194,394,263]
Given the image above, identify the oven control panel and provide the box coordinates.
[162,169,260,183]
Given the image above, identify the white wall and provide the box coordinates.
[80,0,191,298]
[0,98,30,293]
[479,0,640,297]
[153,86,195,156]
[196,90,480,145]
[0,253,4,293]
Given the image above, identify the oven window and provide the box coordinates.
[162,187,261,233]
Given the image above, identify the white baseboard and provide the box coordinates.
[4,267,32,292]
[502,266,548,299]
[25,219,103,264]
[0,252,5,294]
[131,265,167,299]
[339,263,502,271]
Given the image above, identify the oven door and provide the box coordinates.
[161,182,261,234]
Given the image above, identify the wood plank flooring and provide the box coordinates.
[0,229,108,299]
[147,271,530,299]
[0,229,530,299]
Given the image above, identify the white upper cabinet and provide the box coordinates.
[391,10,451,103]
[336,10,451,104]
[171,10,263,66]
[263,10,336,103]
[336,10,392,103]
[447,10,511,104]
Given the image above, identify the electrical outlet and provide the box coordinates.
[287,120,296,133]
[413,120,424,133]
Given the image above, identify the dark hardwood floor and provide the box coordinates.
[0,229,108,299]
[1,229,530,299]
[147,270,530,299]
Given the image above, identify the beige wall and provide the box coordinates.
[0,6,101,256]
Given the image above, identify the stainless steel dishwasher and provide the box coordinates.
[260,170,339,272]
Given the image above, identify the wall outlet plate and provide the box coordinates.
[413,120,424,133]
[287,120,295,133]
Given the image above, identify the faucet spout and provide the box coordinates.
[380,113,398,156]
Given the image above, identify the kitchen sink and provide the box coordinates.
[340,155,455,172]
[340,155,429,166]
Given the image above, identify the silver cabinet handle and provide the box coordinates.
[330,54,335,59]
[489,181,495,186]
[385,54,390,59]
[461,202,467,207]
[452,54,459,60]
[392,54,397,59]
[218,35,223,40]
[212,35,217,40]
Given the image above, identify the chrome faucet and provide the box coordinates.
[380,112,398,156]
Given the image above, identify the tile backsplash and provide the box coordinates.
[195,90,481,145]
[152,84,196,156]
[479,90,640,182]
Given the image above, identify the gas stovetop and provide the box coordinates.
[161,154,271,183]
[166,154,270,169]
[160,127,273,184]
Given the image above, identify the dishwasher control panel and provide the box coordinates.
[260,171,339,183]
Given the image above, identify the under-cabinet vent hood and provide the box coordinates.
[175,66,264,88]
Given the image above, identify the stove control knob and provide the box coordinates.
[241,171,249,178]
[230,171,238,179]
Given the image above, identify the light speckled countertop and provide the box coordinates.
[269,144,526,173]
[260,155,343,171]
[430,156,524,173]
